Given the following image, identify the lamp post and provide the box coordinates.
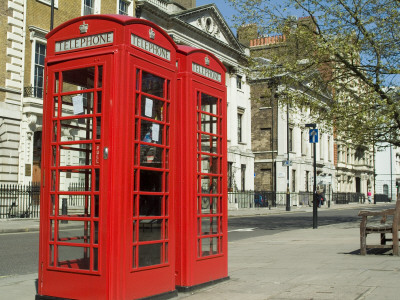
[306,123,318,229]
[286,102,291,211]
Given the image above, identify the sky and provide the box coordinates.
[196,0,238,33]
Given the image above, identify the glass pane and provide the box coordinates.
[141,96,164,121]
[58,221,91,244]
[49,245,54,266]
[138,243,162,267]
[54,73,59,93]
[95,169,100,191]
[200,113,218,134]
[139,195,162,216]
[61,93,94,116]
[93,247,98,271]
[52,121,58,142]
[53,97,58,117]
[50,195,55,215]
[138,219,162,241]
[140,145,163,168]
[60,118,93,141]
[199,154,219,174]
[94,195,99,217]
[59,144,92,166]
[97,66,103,88]
[201,217,218,235]
[58,169,92,192]
[94,221,98,244]
[132,246,136,268]
[139,170,162,192]
[57,246,90,270]
[141,71,164,98]
[96,117,101,140]
[52,146,57,166]
[199,134,218,153]
[141,120,163,144]
[200,93,218,114]
[97,91,102,114]
[58,195,91,216]
[62,67,95,92]
[200,176,218,194]
[201,237,218,257]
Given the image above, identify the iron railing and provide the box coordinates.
[228,191,365,208]
[0,183,40,219]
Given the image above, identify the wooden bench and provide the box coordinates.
[358,200,400,255]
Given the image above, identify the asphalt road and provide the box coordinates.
[0,204,393,277]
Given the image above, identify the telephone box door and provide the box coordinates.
[39,55,111,299]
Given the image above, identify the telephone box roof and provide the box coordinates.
[46,14,176,48]
[177,45,226,72]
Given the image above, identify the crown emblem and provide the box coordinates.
[79,22,88,34]
[149,28,155,40]
[205,56,210,66]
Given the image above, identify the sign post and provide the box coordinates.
[306,124,318,229]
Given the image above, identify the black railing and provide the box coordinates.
[0,183,40,219]
[229,191,366,208]
[374,194,391,203]
[24,86,43,98]
[332,192,365,204]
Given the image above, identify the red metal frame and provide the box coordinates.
[39,15,177,300]
[176,45,228,289]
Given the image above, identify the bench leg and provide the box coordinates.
[393,231,399,256]
[360,229,367,255]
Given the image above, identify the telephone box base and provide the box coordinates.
[176,276,230,293]
[36,290,178,300]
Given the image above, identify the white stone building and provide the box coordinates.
[0,0,254,191]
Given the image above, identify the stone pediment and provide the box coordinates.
[172,4,244,52]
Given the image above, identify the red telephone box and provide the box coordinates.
[38,15,177,300]
[175,46,228,289]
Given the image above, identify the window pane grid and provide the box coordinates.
[132,69,170,270]
[48,65,103,273]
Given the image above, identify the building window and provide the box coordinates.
[119,0,129,15]
[34,42,46,99]
[237,113,243,143]
[328,136,331,161]
[319,133,323,159]
[236,75,242,89]
[291,169,296,192]
[83,0,94,15]
[228,162,233,191]
[383,184,389,196]
[305,171,309,192]
[241,164,246,191]
[289,128,293,152]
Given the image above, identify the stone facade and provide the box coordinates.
[0,0,254,192]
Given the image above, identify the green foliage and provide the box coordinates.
[231,0,400,147]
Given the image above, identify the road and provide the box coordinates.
[0,204,392,277]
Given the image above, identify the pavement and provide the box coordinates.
[1,202,399,300]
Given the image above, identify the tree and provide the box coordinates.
[231,0,400,147]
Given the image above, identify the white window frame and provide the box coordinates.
[29,26,48,99]
[82,0,101,15]
[117,0,133,16]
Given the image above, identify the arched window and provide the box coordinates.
[383,184,389,195]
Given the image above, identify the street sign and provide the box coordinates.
[282,160,292,167]
[309,129,318,143]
